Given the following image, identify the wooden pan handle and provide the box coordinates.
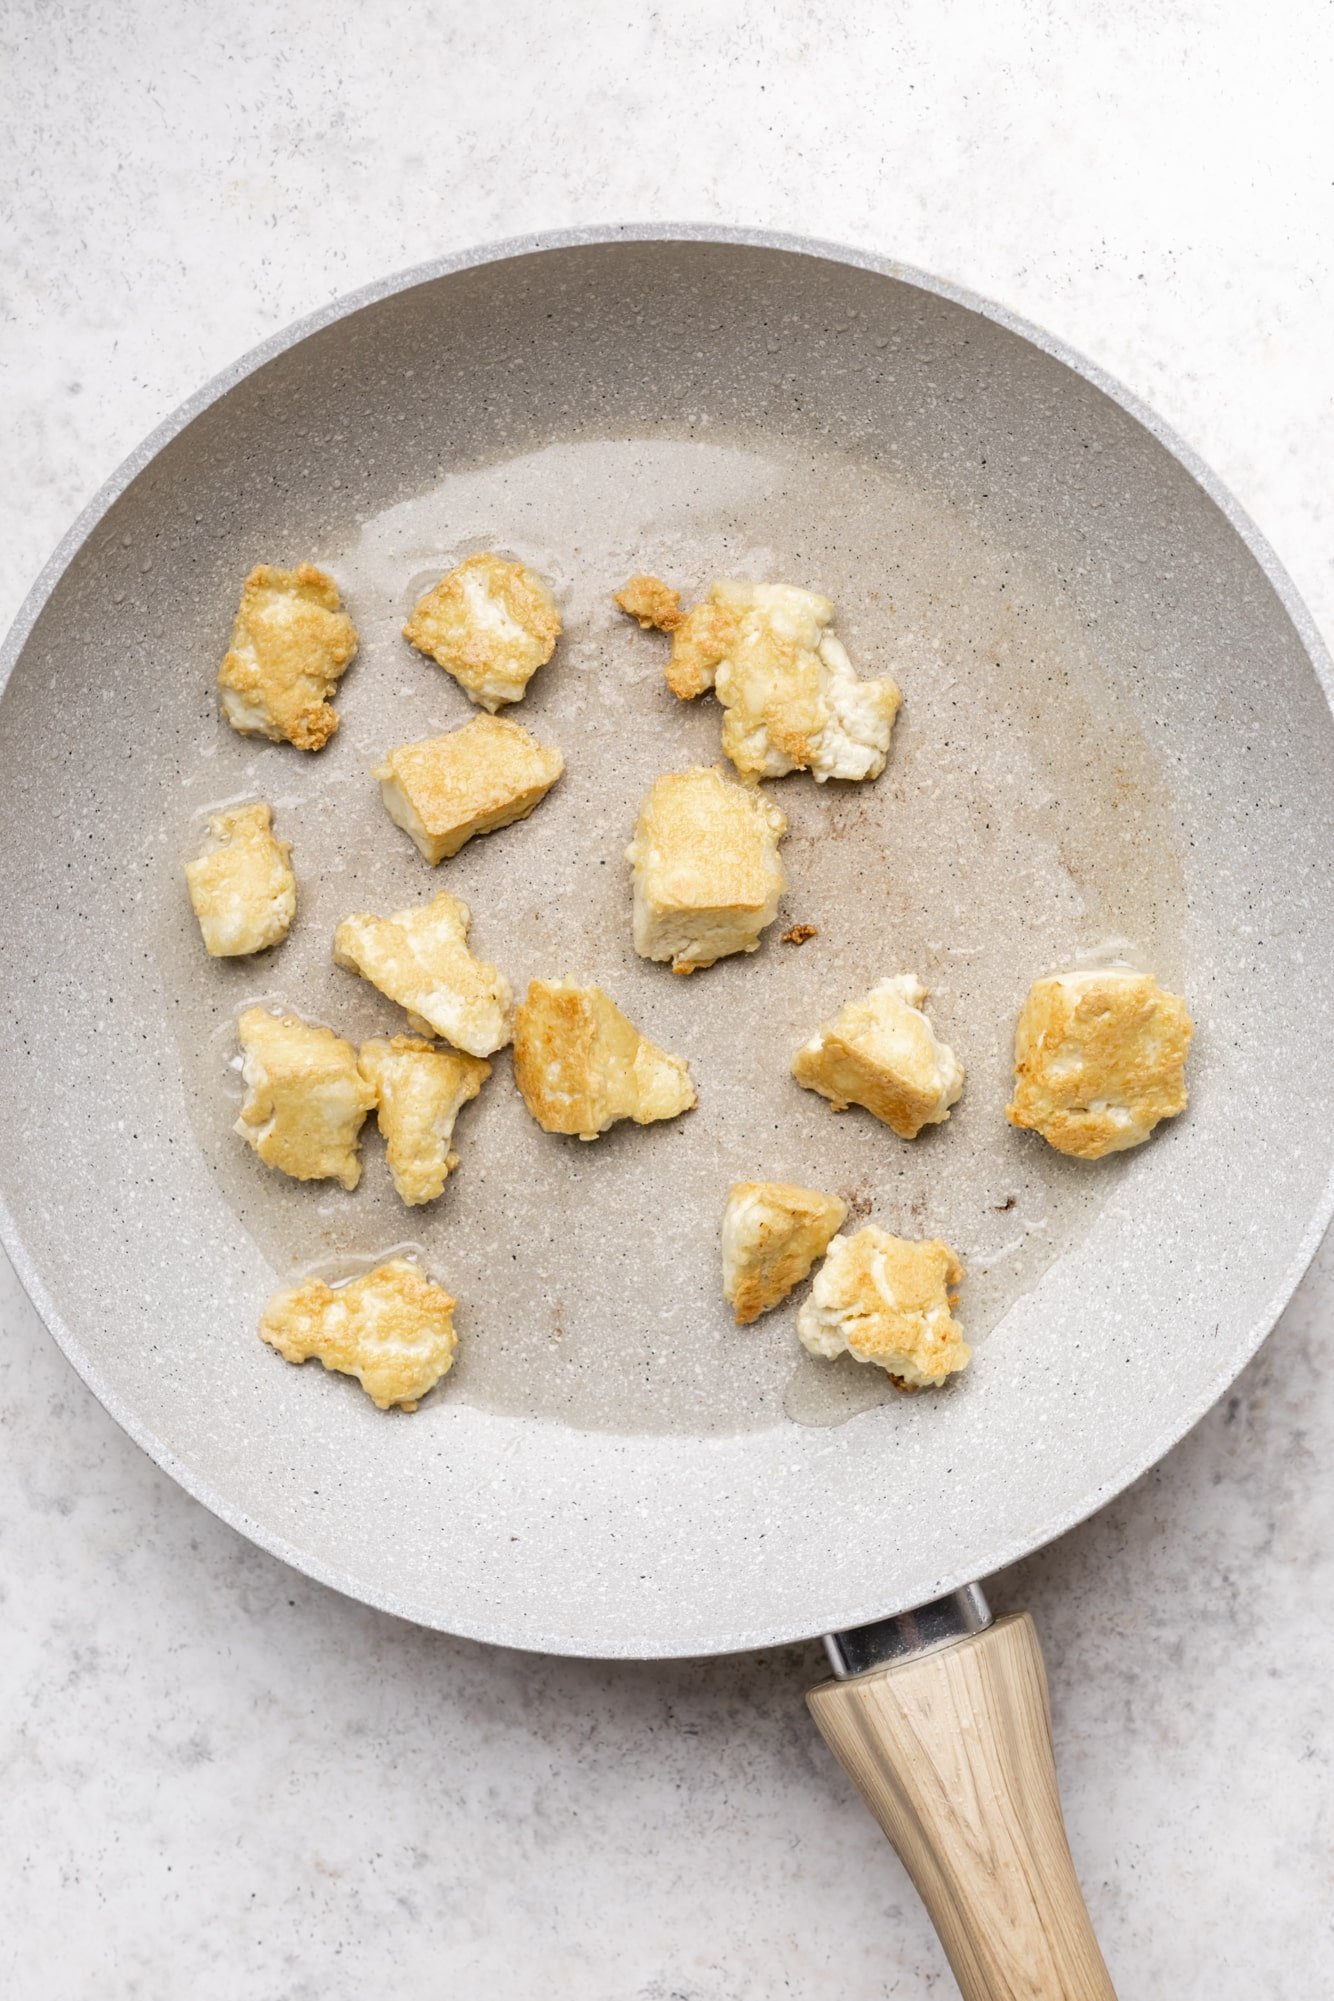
[807,1612,1116,2000]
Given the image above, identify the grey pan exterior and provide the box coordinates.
[2,225,1333,1658]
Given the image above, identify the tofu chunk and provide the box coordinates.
[1006,968,1193,1159]
[403,551,561,711]
[260,1259,457,1411]
[234,1005,375,1188]
[184,801,296,957]
[512,978,697,1140]
[333,891,513,1058]
[797,1228,970,1388]
[374,714,564,865]
[721,1181,848,1324]
[626,766,787,974]
[359,1035,490,1207]
[217,564,357,750]
[792,975,965,1138]
[665,581,901,783]
[614,573,684,631]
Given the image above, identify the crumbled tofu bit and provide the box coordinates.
[260,1259,457,1410]
[792,975,965,1139]
[217,564,357,750]
[403,551,561,711]
[1006,967,1193,1159]
[722,1181,848,1325]
[332,891,513,1058]
[359,1035,490,1207]
[797,1227,970,1388]
[184,801,296,957]
[373,714,564,865]
[626,765,787,974]
[512,978,697,1140]
[665,581,902,782]
[663,588,748,699]
[234,1005,375,1188]
[614,573,684,631]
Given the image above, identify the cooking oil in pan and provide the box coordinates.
[163,435,1185,1438]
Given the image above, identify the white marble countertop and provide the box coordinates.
[3,4,1331,1994]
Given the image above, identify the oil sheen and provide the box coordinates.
[164,435,1186,1437]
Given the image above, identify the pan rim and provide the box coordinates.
[3,221,1332,1659]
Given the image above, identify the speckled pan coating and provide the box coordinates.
[2,227,1333,1659]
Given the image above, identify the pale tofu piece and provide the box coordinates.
[373,714,564,865]
[403,551,561,711]
[234,1005,375,1188]
[512,978,697,1140]
[792,976,965,1139]
[260,1259,457,1411]
[614,573,684,631]
[721,1181,848,1324]
[333,891,513,1058]
[797,1227,970,1388]
[1006,968,1193,1160]
[217,564,357,750]
[626,766,787,974]
[665,581,901,782]
[359,1035,491,1207]
[184,801,295,957]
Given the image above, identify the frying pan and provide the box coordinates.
[3,227,1333,1999]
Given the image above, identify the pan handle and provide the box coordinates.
[807,1601,1116,2000]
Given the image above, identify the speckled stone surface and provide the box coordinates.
[2,3,1332,1995]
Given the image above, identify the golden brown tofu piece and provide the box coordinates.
[359,1034,490,1207]
[512,978,697,1140]
[333,891,512,1058]
[184,801,295,957]
[234,1006,375,1188]
[260,1259,457,1410]
[664,581,901,782]
[614,573,684,631]
[792,976,965,1139]
[797,1228,970,1388]
[721,1181,848,1324]
[403,551,561,710]
[1006,968,1193,1159]
[217,564,357,750]
[374,714,564,865]
[626,766,787,973]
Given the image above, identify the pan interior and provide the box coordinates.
[2,237,1332,1654]
[164,433,1184,1436]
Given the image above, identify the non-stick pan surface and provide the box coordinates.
[2,228,1332,1657]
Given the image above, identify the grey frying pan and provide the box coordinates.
[3,228,1332,1999]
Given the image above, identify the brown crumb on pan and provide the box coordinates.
[840,1190,873,1226]
[781,923,818,945]
[615,574,684,631]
